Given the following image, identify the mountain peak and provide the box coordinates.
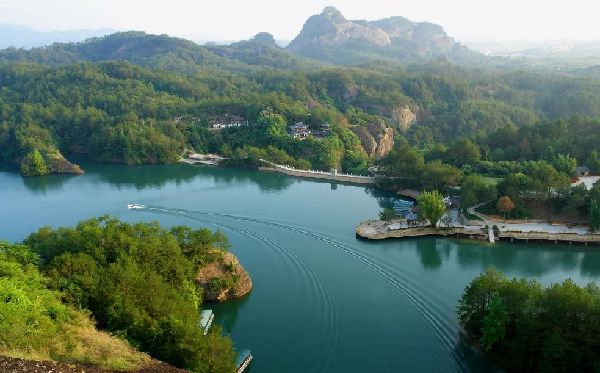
[321,6,345,22]
[287,9,482,65]
[250,32,277,47]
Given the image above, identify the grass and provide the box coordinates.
[477,175,502,185]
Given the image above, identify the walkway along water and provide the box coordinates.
[258,159,375,185]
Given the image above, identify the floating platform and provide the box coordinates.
[199,309,214,336]
[236,350,253,373]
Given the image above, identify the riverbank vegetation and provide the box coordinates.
[1,217,238,372]
[459,268,600,372]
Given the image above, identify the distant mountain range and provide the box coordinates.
[0,7,490,67]
[0,24,115,49]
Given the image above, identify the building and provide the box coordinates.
[288,122,311,139]
[210,114,249,130]
[576,166,591,177]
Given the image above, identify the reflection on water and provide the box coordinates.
[21,173,78,195]
[3,159,600,373]
[210,292,252,334]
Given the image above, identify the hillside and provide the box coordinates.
[286,7,485,65]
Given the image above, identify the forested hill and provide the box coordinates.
[1,28,600,177]
[0,31,324,73]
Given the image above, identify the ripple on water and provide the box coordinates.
[143,207,463,371]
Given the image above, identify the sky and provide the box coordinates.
[1,0,599,42]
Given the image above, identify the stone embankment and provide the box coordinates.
[259,161,375,185]
[356,220,600,246]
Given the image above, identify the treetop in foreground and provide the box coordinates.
[459,268,600,372]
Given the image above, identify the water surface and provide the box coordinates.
[2,160,600,372]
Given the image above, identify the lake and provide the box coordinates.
[2,159,600,372]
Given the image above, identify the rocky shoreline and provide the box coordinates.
[196,251,253,302]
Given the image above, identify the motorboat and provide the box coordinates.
[127,204,145,209]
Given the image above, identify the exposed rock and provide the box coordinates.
[392,106,417,132]
[351,122,394,158]
[48,153,84,174]
[287,7,482,64]
[374,127,394,158]
[351,126,378,156]
[197,251,252,302]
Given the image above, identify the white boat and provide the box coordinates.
[127,204,145,209]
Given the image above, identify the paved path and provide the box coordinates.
[466,204,589,235]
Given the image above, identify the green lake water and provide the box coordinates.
[2,160,600,372]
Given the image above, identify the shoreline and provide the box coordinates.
[356,220,600,246]
[180,155,376,186]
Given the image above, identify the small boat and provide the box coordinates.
[127,204,145,209]
[235,350,253,373]
[199,309,214,336]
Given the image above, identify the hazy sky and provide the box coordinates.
[1,0,599,42]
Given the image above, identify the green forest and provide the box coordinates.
[1,32,600,181]
[0,217,237,373]
[459,268,600,372]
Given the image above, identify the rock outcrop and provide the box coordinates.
[392,106,417,132]
[351,122,394,158]
[197,251,252,302]
[287,7,482,64]
[48,153,84,174]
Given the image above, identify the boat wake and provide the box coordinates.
[141,206,340,372]
[140,206,467,372]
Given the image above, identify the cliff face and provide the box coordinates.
[351,122,394,158]
[197,251,252,302]
[392,105,417,132]
[287,7,481,64]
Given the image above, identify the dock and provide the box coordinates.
[488,226,495,244]
[199,309,214,335]
[235,350,253,373]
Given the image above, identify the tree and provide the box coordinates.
[589,199,600,233]
[20,149,50,176]
[561,184,587,223]
[418,190,446,228]
[497,196,515,220]
[379,208,397,222]
[552,154,577,177]
[420,161,461,191]
[480,293,508,351]
[589,151,600,175]
[447,138,481,166]
[461,175,498,208]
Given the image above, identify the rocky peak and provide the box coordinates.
[287,7,481,64]
[250,32,277,47]
[321,6,346,22]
